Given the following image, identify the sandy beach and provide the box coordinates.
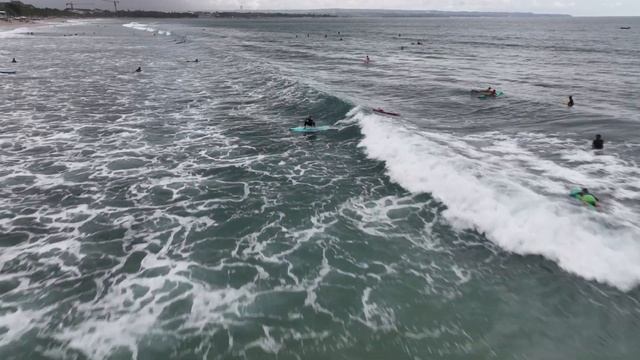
[0,17,71,33]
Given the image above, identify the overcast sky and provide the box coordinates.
[26,0,640,16]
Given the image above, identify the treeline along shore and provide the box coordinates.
[0,1,335,19]
[0,1,197,18]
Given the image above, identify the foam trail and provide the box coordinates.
[0,27,31,38]
[356,111,640,291]
[123,22,171,36]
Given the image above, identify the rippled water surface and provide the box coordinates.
[1,16,640,359]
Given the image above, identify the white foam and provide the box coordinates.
[0,26,31,38]
[0,307,51,346]
[356,111,640,291]
[123,22,171,36]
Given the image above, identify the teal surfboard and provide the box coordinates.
[289,126,331,133]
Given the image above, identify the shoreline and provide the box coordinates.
[0,17,62,30]
[0,17,100,35]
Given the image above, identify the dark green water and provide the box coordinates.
[1,16,640,359]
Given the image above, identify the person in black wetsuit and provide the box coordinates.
[303,116,316,128]
[11,58,17,63]
[592,134,604,149]
[135,67,142,73]
[568,95,574,107]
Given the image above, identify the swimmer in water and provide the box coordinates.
[592,134,604,150]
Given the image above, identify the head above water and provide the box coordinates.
[595,134,602,139]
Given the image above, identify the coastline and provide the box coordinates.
[0,17,74,33]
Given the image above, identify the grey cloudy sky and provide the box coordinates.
[27,0,640,16]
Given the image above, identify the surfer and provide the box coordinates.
[364,55,370,63]
[11,58,17,63]
[472,87,492,94]
[303,116,316,128]
[373,108,400,116]
[135,67,142,73]
[577,188,599,207]
[592,134,604,150]
[568,95,574,107]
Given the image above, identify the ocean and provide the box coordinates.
[1,15,640,359]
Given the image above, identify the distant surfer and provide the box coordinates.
[472,87,493,95]
[484,88,497,96]
[303,116,316,128]
[373,108,400,116]
[135,67,142,73]
[592,134,604,150]
[11,58,17,63]
[575,188,599,207]
[364,55,370,64]
[568,95,574,107]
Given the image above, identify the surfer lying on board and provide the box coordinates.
[303,116,316,128]
[576,188,599,207]
[472,87,494,95]
[372,108,400,116]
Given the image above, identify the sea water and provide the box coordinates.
[1,16,640,359]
